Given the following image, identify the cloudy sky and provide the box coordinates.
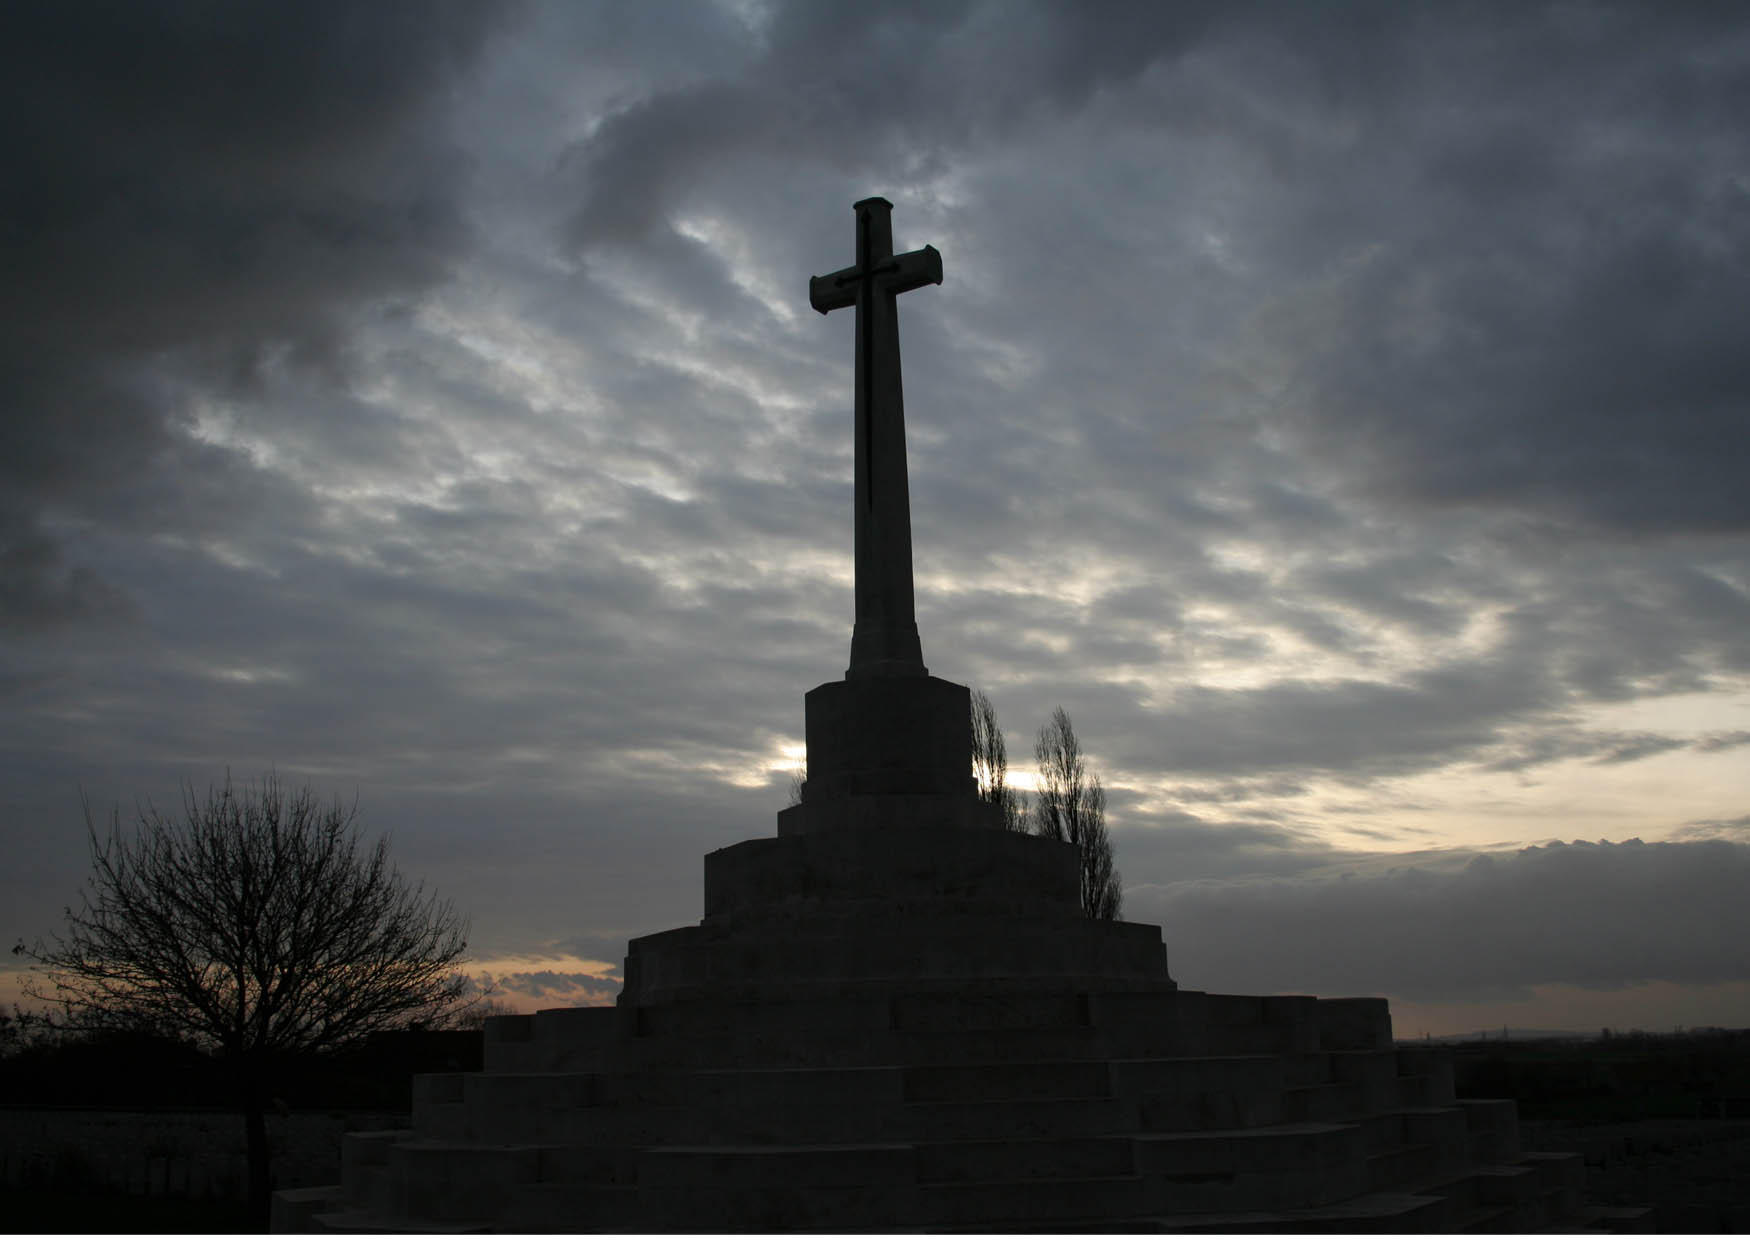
[6,0,1748,1038]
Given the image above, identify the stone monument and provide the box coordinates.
[276,198,1602,1233]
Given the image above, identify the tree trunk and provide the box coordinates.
[240,1073,273,1228]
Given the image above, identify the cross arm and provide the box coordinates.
[809,267,859,315]
[885,244,943,297]
[809,245,944,316]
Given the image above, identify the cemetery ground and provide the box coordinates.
[1456,1027,1750,1232]
[6,1022,1749,1231]
[0,1025,478,1232]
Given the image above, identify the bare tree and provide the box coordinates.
[1033,707,1122,920]
[14,773,470,1224]
[971,688,1029,831]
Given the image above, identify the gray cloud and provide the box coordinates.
[1137,838,1750,1002]
[1,0,508,624]
[5,2,1748,1036]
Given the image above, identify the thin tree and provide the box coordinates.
[1033,707,1122,920]
[14,773,471,1225]
[971,688,1028,831]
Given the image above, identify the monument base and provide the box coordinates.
[279,784,1594,1233]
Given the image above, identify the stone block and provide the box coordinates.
[900,1095,1138,1142]
[621,915,1172,1006]
[635,993,892,1038]
[1328,1050,1400,1111]
[387,1141,543,1223]
[1459,1097,1522,1162]
[1134,1122,1366,1179]
[1315,997,1394,1050]
[892,989,1082,1033]
[1281,1080,1364,1123]
[643,1182,912,1232]
[604,1064,904,1109]
[501,1183,642,1232]
[703,824,1080,920]
[914,1134,1135,1183]
[1261,995,1322,1053]
[639,1143,915,1189]
[1470,1162,1540,1206]
[800,674,975,799]
[916,1174,1146,1227]
[1112,1054,1284,1104]
[777,792,1000,837]
[903,1059,1112,1103]
[340,1129,408,1209]
[271,1185,342,1233]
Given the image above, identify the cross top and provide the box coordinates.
[810,198,942,679]
[809,197,943,317]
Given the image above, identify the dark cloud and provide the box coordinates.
[1251,3,1750,534]
[1,0,508,624]
[5,2,1748,1037]
[1138,838,1750,1001]
[563,0,1222,251]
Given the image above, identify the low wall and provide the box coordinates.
[0,1106,406,1200]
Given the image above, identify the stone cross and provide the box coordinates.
[810,197,942,679]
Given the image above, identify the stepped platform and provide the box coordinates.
[275,799,1596,1232]
[274,977,1591,1232]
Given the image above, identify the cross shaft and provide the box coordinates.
[810,197,942,679]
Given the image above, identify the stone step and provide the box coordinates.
[1137,1123,1370,1213]
[1281,1081,1365,1123]
[462,1069,599,1107]
[1449,1200,1536,1233]
[605,1063,903,1107]
[528,1143,639,1185]
[1135,1122,1365,1178]
[414,1101,470,1142]
[628,923,1172,998]
[1394,1072,1448,1108]
[499,1183,643,1232]
[1359,1105,1470,1155]
[893,989,1087,1033]
[917,1175,1147,1227]
[620,1021,1125,1070]
[1120,1056,1288,1131]
[1283,1052,1336,1088]
[340,1130,411,1210]
[904,1058,1113,1103]
[1326,1050,1399,1112]
[1112,1055,1285,1098]
[1458,1097,1522,1162]
[1145,1189,1454,1233]
[470,1091,1141,1148]
[483,1007,619,1074]
[1365,1142,1440,1191]
[916,1135,1136,1183]
[1574,1204,1659,1234]
[1398,1105,1471,1153]
[638,1142,915,1189]
[901,1095,1140,1141]
[632,992,895,1039]
[272,1185,344,1232]
[1520,1148,1584,1208]
[310,1207,493,1233]
[381,1141,551,1223]
[1470,1162,1542,1206]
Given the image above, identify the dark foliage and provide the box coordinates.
[14,772,472,1224]
[1033,707,1122,920]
